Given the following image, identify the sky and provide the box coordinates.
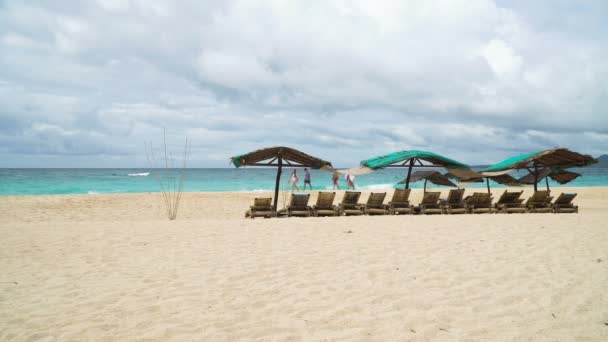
[1,0,607,168]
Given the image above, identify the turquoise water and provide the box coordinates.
[1,167,608,195]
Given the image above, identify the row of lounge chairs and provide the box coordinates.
[245,189,578,218]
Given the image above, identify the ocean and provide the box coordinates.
[1,167,608,196]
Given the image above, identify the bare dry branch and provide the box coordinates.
[146,128,190,220]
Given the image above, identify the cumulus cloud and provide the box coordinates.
[480,39,523,77]
[0,0,607,167]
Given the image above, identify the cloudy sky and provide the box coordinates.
[1,0,607,168]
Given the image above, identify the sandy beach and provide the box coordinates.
[1,187,607,341]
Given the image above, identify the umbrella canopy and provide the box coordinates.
[549,169,581,184]
[398,171,457,192]
[482,148,597,191]
[360,150,470,189]
[231,146,332,169]
[362,150,469,170]
[446,169,523,193]
[518,168,581,191]
[518,168,552,184]
[483,148,596,172]
[230,146,332,210]
[490,174,523,186]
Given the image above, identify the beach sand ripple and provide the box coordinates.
[1,188,607,340]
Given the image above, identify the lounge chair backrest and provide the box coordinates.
[554,193,577,205]
[390,189,411,204]
[253,197,272,209]
[290,194,311,208]
[447,189,465,205]
[497,190,523,204]
[366,192,387,208]
[467,192,492,207]
[316,192,336,208]
[526,190,552,205]
[421,192,441,206]
[341,191,361,209]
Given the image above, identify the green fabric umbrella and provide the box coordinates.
[483,151,542,173]
[482,148,596,191]
[360,150,470,189]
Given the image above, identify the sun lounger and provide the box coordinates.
[285,193,312,217]
[465,192,494,214]
[494,190,526,213]
[418,192,442,215]
[442,189,466,214]
[338,191,363,216]
[245,197,275,218]
[312,192,339,216]
[552,193,578,213]
[387,189,413,215]
[525,190,553,213]
[362,192,388,215]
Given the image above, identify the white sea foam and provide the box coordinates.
[87,190,99,195]
[360,183,395,190]
[128,172,150,177]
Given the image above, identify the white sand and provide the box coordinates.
[1,187,607,341]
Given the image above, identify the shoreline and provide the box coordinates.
[2,184,608,197]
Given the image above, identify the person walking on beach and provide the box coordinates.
[303,168,312,190]
[289,169,300,191]
[345,173,356,190]
[332,171,340,190]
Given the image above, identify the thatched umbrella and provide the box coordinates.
[447,170,523,194]
[518,168,581,192]
[549,169,581,184]
[397,171,457,192]
[358,150,470,189]
[482,148,596,192]
[230,146,333,211]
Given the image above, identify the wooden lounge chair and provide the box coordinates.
[494,190,526,213]
[285,193,312,217]
[338,191,363,216]
[312,192,339,216]
[525,190,553,213]
[245,197,275,219]
[441,189,466,214]
[418,192,442,215]
[387,189,413,215]
[362,192,388,215]
[552,193,578,213]
[465,192,494,214]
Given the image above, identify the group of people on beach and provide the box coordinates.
[289,169,356,191]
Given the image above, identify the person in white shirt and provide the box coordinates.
[289,169,300,191]
[345,173,356,190]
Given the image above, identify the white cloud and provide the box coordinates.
[96,0,130,12]
[197,50,277,89]
[480,38,523,77]
[0,0,606,167]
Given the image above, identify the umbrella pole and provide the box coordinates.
[545,176,550,192]
[533,163,538,192]
[424,179,427,193]
[404,159,414,189]
[273,157,282,212]
[486,178,490,194]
